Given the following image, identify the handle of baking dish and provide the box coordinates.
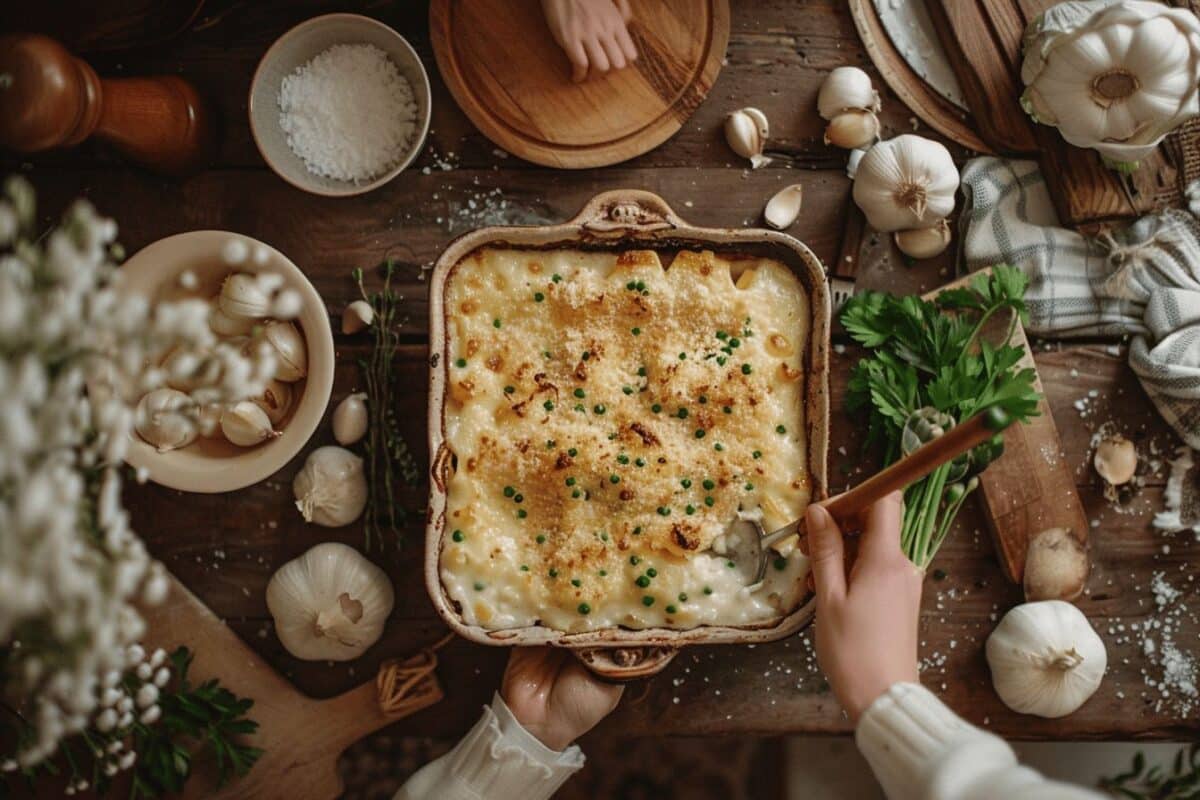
[572,646,678,681]
[572,190,685,235]
[431,441,453,494]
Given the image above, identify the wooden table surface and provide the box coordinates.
[7,0,1198,743]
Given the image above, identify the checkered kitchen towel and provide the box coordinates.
[960,156,1200,449]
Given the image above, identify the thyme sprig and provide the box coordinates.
[355,262,420,552]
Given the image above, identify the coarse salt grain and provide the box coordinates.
[278,43,417,183]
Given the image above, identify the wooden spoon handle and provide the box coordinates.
[822,406,1012,523]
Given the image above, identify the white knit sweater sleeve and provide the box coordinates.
[393,692,585,800]
[855,683,1105,800]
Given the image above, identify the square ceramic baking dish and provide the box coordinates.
[426,190,830,678]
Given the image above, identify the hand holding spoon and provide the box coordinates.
[721,406,1014,585]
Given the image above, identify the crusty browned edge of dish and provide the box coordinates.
[424,190,830,651]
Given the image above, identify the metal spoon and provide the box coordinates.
[721,406,1013,585]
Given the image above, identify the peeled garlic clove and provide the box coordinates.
[135,388,198,453]
[763,184,804,230]
[293,446,368,527]
[1094,434,1136,486]
[218,272,274,321]
[333,392,368,445]
[220,400,279,447]
[724,107,771,169]
[262,320,307,382]
[342,300,374,334]
[818,66,881,120]
[162,346,212,392]
[252,378,295,426]
[894,219,952,259]
[824,110,880,150]
[208,298,255,337]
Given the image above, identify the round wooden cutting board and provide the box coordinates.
[430,0,729,168]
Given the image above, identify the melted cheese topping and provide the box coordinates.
[439,248,812,632]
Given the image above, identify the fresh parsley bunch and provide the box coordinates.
[841,266,1042,568]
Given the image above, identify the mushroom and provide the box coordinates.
[1023,527,1089,602]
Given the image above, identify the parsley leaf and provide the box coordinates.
[840,266,1042,567]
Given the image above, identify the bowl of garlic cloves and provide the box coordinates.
[100,231,335,492]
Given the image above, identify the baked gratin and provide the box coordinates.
[439,247,812,632]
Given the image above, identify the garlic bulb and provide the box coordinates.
[220,401,279,447]
[261,320,307,382]
[824,110,880,150]
[217,272,273,321]
[894,219,952,259]
[293,446,368,527]
[986,600,1106,718]
[724,107,770,168]
[251,378,295,426]
[135,388,197,453]
[818,66,881,120]
[333,392,368,445]
[763,184,804,230]
[1021,1,1200,170]
[342,300,374,334]
[852,135,959,233]
[266,542,394,661]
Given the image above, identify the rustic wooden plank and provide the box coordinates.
[15,165,858,338]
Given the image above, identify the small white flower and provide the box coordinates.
[107,740,123,754]
[135,683,159,709]
[153,667,171,688]
[117,711,133,729]
[94,708,118,733]
[118,751,137,770]
[1,759,17,773]
[126,645,145,666]
[117,696,133,714]
[138,705,161,725]
[104,762,118,777]
[148,648,166,668]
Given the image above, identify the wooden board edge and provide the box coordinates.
[921,272,1094,585]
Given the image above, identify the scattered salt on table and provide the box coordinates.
[278,43,417,183]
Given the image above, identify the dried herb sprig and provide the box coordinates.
[1100,745,1200,799]
[355,263,420,551]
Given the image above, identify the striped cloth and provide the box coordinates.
[960,157,1200,449]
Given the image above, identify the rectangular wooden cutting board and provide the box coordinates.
[925,272,1089,584]
[923,0,1186,228]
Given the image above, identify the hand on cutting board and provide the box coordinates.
[808,492,923,723]
[541,0,638,82]
[501,646,624,751]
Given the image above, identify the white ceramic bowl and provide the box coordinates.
[117,231,334,493]
[249,13,432,196]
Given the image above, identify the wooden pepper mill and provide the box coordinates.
[0,33,215,175]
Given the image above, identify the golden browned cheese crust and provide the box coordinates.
[440,248,811,632]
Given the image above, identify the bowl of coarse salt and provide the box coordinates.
[250,13,431,196]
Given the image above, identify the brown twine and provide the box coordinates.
[375,633,455,717]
